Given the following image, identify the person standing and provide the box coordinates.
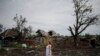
[46,42,52,56]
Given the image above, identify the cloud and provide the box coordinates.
[0,0,100,35]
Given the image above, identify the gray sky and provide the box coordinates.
[0,0,100,35]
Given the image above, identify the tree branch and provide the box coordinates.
[68,26,75,36]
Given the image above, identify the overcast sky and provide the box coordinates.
[0,0,100,35]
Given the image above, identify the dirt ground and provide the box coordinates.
[0,48,100,56]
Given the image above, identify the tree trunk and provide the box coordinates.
[73,36,78,47]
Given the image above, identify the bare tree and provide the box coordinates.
[48,30,56,36]
[0,24,6,33]
[23,26,33,38]
[68,0,99,46]
[0,24,3,33]
[13,14,27,42]
[14,14,27,32]
[27,26,33,35]
[36,29,45,37]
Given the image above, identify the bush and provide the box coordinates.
[13,43,23,48]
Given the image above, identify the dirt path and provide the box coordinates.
[0,48,100,56]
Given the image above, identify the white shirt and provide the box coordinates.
[46,44,52,56]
